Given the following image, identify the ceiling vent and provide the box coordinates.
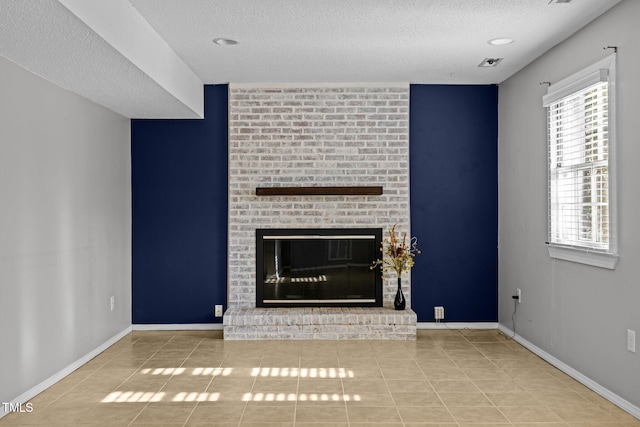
[478,58,503,68]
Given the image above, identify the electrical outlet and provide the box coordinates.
[434,306,444,320]
[110,296,115,311]
[628,329,636,353]
[516,288,522,304]
[214,305,223,317]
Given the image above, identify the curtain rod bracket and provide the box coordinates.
[603,46,618,52]
[540,82,551,86]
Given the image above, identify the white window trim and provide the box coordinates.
[544,53,618,269]
[546,244,618,269]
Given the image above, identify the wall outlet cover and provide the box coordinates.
[214,305,223,317]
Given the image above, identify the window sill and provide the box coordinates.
[546,244,618,269]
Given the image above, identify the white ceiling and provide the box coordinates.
[0,0,622,119]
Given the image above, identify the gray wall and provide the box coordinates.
[0,55,131,404]
[499,0,640,409]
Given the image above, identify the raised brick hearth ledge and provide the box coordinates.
[223,307,417,340]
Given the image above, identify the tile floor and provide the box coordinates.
[1,330,638,426]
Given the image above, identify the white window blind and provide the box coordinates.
[547,80,609,250]
[544,54,617,267]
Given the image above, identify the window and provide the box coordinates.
[543,54,618,269]
[328,240,352,261]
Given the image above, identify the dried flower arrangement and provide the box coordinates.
[371,223,420,277]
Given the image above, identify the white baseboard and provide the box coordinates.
[132,323,223,331]
[498,324,640,420]
[417,322,499,330]
[0,326,132,419]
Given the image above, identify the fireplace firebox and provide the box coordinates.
[256,228,383,307]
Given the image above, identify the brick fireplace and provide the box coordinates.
[224,83,416,339]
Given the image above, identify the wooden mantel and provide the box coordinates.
[256,186,383,196]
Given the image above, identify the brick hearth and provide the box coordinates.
[223,307,417,340]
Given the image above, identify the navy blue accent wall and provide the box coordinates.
[131,85,228,324]
[410,85,498,322]
[131,84,497,324]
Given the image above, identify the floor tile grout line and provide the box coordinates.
[377,343,410,427]
[236,342,264,426]
[106,332,181,427]
[125,331,187,427]
[382,365,405,426]
[488,330,582,425]
[464,332,517,426]
[337,343,350,427]
[179,336,214,427]
[63,331,156,410]
[431,332,464,427]
[293,350,301,427]
[470,330,587,425]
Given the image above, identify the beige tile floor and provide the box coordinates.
[2,329,638,427]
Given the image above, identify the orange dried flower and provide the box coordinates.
[371,223,420,278]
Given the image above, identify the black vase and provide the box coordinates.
[394,276,406,310]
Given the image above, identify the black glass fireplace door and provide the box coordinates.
[256,228,383,307]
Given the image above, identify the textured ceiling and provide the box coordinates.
[130,0,621,85]
[0,0,623,118]
[0,0,203,118]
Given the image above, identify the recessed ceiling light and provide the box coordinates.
[213,38,238,46]
[478,58,503,68]
[488,38,514,46]
[548,0,572,4]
